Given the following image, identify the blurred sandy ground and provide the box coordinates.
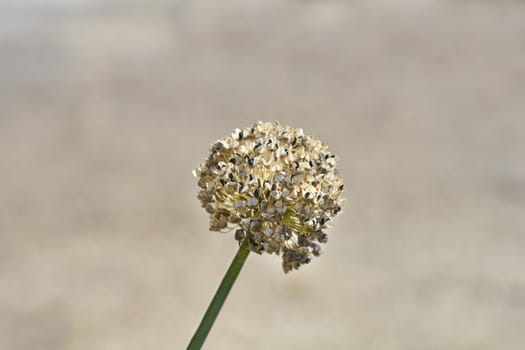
[1,0,525,349]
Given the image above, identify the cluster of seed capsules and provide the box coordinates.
[194,121,344,273]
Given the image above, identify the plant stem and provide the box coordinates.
[187,240,251,350]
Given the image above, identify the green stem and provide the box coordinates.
[187,240,251,350]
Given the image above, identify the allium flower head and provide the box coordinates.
[194,121,344,272]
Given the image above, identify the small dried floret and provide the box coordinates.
[194,121,345,273]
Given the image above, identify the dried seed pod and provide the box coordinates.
[194,121,345,272]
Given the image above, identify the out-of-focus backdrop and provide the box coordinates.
[1,1,524,349]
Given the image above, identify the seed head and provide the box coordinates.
[194,121,345,273]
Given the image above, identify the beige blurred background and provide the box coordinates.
[1,1,525,349]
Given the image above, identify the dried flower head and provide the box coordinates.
[194,121,344,273]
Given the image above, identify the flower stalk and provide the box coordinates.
[187,240,251,350]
